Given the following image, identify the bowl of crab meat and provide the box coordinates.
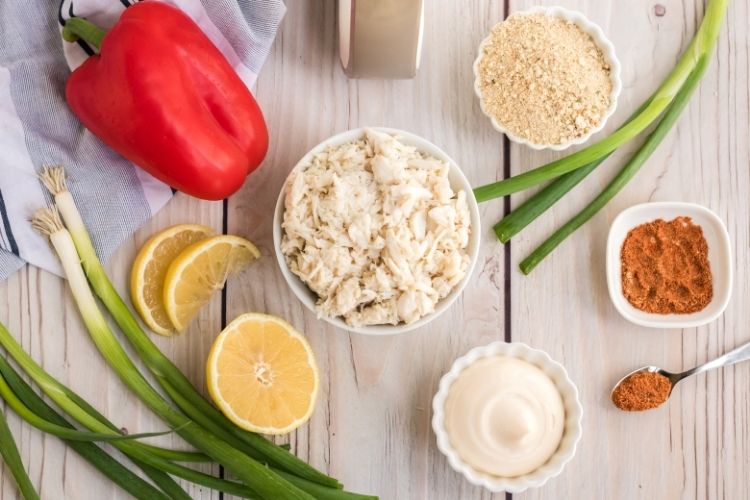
[273,127,481,335]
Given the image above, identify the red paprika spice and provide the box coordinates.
[620,216,713,314]
[612,371,672,411]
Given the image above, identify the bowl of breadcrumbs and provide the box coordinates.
[473,7,621,150]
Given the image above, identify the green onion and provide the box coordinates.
[40,166,342,489]
[135,444,209,463]
[132,462,189,500]
[0,374,177,442]
[520,56,709,274]
[29,207,312,500]
[278,472,379,500]
[472,0,729,202]
[0,326,364,500]
[0,352,179,500]
[0,345,264,499]
[0,374,240,498]
[1,340,207,466]
[0,324,190,500]
[0,368,180,500]
[0,320,256,499]
[490,93,662,243]
[0,402,38,500]
[493,159,604,243]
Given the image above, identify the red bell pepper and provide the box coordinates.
[62,1,268,200]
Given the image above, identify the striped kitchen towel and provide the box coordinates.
[0,0,285,280]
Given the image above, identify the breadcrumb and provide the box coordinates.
[477,13,612,145]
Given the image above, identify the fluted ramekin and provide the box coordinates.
[432,342,583,493]
[472,6,622,151]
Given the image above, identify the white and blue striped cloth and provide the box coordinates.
[0,0,285,279]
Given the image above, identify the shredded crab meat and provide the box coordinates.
[281,129,471,326]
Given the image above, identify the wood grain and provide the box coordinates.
[228,2,506,498]
[509,1,750,500]
[0,0,747,499]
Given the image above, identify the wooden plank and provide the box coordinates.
[508,1,750,499]
[0,0,747,499]
[226,1,506,498]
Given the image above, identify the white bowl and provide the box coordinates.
[472,6,622,151]
[432,342,583,493]
[272,127,481,336]
[606,202,733,329]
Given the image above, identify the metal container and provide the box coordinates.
[338,0,424,79]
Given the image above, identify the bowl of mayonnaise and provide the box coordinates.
[431,342,583,493]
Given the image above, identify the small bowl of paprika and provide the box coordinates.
[606,202,733,329]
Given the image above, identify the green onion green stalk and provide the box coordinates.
[0,354,177,500]
[490,92,661,244]
[0,306,265,499]
[0,342,375,499]
[0,357,174,500]
[0,400,39,500]
[0,363,239,499]
[0,340,254,499]
[0,337,199,499]
[40,167,343,489]
[0,373,178,443]
[520,56,710,274]
[7,360,209,466]
[492,159,602,243]
[471,0,729,272]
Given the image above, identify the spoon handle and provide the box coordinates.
[681,339,750,380]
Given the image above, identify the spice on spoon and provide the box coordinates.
[620,216,713,314]
[611,371,671,411]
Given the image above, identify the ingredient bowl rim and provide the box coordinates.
[472,5,622,151]
[605,201,733,329]
[272,126,481,336]
[431,341,583,493]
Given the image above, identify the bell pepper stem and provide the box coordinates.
[62,17,107,50]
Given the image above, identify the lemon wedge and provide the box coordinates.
[163,235,260,332]
[206,313,319,434]
[130,224,214,336]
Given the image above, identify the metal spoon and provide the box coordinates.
[611,339,750,404]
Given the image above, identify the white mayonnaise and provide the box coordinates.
[443,356,564,477]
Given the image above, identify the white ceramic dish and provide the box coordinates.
[272,127,481,336]
[472,6,622,151]
[606,202,733,329]
[432,342,583,493]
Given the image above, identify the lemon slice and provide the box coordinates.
[163,235,260,332]
[130,224,214,336]
[206,313,319,434]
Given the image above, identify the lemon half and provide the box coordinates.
[206,313,319,435]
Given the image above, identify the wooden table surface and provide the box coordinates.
[2,0,748,498]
